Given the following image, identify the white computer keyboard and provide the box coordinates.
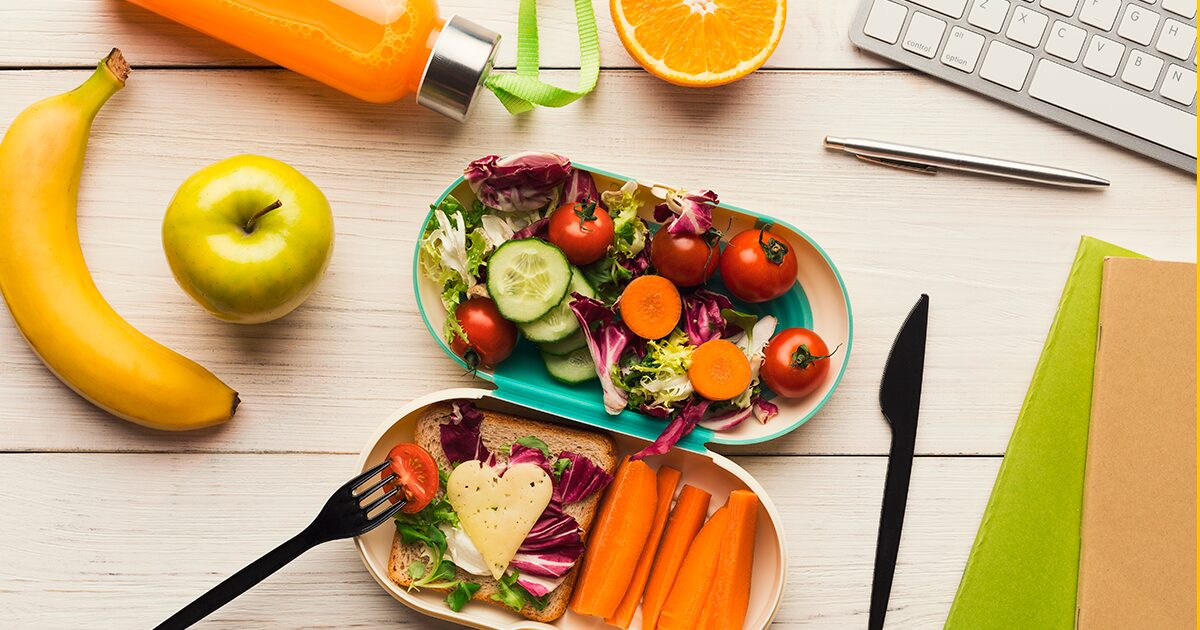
[850,0,1198,172]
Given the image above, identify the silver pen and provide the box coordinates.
[824,136,1109,188]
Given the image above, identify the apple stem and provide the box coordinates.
[244,200,282,233]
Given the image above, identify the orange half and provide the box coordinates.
[611,0,786,87]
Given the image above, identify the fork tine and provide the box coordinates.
[346,461,391,490]
[362,487,401,515]
[362,499,408,532]
[355,473,397,499]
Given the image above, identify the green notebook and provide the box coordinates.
[944,236,1145,630]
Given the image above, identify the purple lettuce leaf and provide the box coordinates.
[563,168,602,206]
[753,396,780,424]
[653,190,719,236]
[440,401,489,464]
[639,403,672,419]
[512,216,550,239]
[552,451,613,505]
[569,294,640,414]
[506,442,552,475]
[465,152,572,213]
[698,405,754,432]
[511,503,585,592]
[681,290,735,346]
[631,396,714,460]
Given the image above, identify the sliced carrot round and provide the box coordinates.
[688,339,751,401]
[619,275,682,340]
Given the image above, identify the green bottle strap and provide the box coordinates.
[484,0,601,114]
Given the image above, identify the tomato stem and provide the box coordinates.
[574,201,599,233]
[757,223,790,265]
[790,343,841,370]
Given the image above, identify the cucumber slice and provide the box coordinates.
[520,268,596,343]
[486,239,572,323]
[542,347,598,384]
[538,329,587,356]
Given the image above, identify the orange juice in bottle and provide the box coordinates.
[125,0,500,120]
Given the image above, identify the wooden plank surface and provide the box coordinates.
[0,69,1191,457]
[0,453,999,629]
[0,0,890,70]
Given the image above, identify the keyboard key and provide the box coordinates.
[1156,19,1197,60]
[1040,0,1079,17]
[980,40,1034,89]
[911,0,970,19]
[1080,0,1122,30]
[1083,34,1126,75]
[969,0,1011,32]
[1163,0,1196,18]
[1122,49,1165,89]
[1161,63,1197,104]
[1045,20,1088,60]
[1007,6,1049,46]
[1117,3,1161,46]
[903,12,948,58]
[864,0,909,44]
[1029,60,1197,157]
[942,26,987,71]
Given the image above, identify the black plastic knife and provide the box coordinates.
[869,294,929,630]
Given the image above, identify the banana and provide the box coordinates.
[0,49,238,430]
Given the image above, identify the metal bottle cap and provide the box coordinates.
[417,16,501,122]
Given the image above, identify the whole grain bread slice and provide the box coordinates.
[388,402,618,622]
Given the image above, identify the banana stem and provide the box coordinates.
[68,49,128,112]
[244,200,283,233]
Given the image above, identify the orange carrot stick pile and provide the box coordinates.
[640,485,712,630]
[605,466,682,629]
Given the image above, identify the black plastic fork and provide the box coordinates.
[154,460,406,630]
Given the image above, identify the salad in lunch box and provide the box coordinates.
[420,152,841,459]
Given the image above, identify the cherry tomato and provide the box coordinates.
[449,297,518,369]
[547,200,614,266]
[719,225,798,303]
[382,443,438,514]
[649,229,719,287]
[760,328,838,399]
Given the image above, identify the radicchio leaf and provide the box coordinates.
[698,405,754,432]
[510,503,585,595]
[440,401,489,465]
[562,168,601,206]
[552,451,613,505]
[631,397,714,460]
[753,396,780,424]
[511,216,551,239]
[465,152,572,213]
[653,189,719,236]
[507,443,552,474]
[681,290,735,346]
[569,294,641,414]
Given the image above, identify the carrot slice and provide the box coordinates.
[641,485,712,630]
[697,490,760,630]
[688,338,752,400]
[570,457,659,619]
[656,506,730,630]
[619,275,682,340]
[605,466,683,629]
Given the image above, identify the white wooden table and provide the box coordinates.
[0,2,1193,628]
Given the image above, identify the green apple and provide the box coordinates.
[162,155,334,324]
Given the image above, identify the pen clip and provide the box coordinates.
[855,154,938,175]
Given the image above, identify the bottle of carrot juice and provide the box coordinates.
[124,0,500,120]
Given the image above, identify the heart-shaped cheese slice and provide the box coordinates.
[446,461,553,580]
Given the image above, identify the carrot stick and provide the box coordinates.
[656,506,730,630]
[697,490,760,630]
[604,466,683,629]
[619,275,681,340]
[688,339,752,401]
[640,484,712,630]
[570,457,659,619]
